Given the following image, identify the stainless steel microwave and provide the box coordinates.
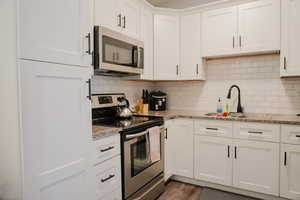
[93,26,144,76]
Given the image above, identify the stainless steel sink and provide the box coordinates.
[205,113,246,118]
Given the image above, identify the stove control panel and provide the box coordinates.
[92,93,127,109]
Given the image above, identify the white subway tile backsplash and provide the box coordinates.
[156,54,300,115]
[92,54,300,115]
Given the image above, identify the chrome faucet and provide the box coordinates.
[227,85,243,113]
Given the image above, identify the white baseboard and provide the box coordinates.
[170,175,289,200]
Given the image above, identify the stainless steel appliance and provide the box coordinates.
[92,93,165,200]
[94,26,144,76]
[150,91,167,111]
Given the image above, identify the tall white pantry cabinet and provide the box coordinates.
[18,0,94,199]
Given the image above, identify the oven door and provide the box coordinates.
[123,127,164,199]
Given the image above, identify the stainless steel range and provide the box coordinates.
[92,93,165,200]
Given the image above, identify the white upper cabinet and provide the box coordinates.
[140,5,154,80]
[119,0,141,39]
[280,0,300,77]
[154,15,180,80]
[233,140,280,196]
[201,7,238,57]
[94,0,121,32]
[238,0,280,53]
[180,13,205,80]
[94,0,140,39]
[280,144,300,200]
[19,0,93,67]
[20,60,93,200]
[202,0,280,58]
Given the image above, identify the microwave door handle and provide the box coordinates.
[126,130,148,139]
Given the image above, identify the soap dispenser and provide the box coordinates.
[217,97,223,116]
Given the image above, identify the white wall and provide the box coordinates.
[0,0,21,199]
[157,54,300,115]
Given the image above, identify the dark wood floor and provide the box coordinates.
[158,181,202,200]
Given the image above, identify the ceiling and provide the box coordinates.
[146,0,223,9]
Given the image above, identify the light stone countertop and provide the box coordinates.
[140,110,300,125]
[92,110,300,137]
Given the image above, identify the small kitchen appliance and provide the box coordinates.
[92,93,166,200]
[150,91,167,111]
[93,26,144,76]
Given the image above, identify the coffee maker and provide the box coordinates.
[150,91,167,111]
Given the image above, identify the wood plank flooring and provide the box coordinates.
[158,181,202,200]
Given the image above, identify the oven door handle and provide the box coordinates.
[126,130,148,140]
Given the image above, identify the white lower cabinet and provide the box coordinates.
[232,140,280,196]
[165,119,194,179]
[194,135,232,186]
[280,144,300,199]
[164,120,174,181]
[94,156,122,200]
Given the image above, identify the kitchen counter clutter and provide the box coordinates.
[142,110,300,125]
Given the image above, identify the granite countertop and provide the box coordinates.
[92,110,300,137]
[140,110,300,125]
[92,125,122,138]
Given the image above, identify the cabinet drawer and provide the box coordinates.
[281,125,300,145]
[233,122,280,142]
[194,120,233,138]
[95,156,121,199]
[94,134,120,165]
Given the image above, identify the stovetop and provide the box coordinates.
[93,115,164,133]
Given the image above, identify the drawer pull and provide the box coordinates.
[101,174,115,183]
[206,128,219,131]
[100,146,114,152]
[296,135,300,138]
[234,146,237,159]
[227,145,230,158]
[248,131,263,135]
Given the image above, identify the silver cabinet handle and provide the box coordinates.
[176,65,179,75]
[86,79,91,101]
[196,64,199,74]
[284,57,287,70]
[239,35,242,48]
[101,174,115,183]
[122,16,126,29]
[100,146,114,152]
[206,128,219,131]
[248,131,263,135]
[118,14,122,27]
[85,33,92,55]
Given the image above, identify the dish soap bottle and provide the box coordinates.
[217,97,223,116]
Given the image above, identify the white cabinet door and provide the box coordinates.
[280,144,300,199]
[120,0,140,39]
[233,140,279,196]
[164,120,174,181]
[19,0,93,67]
[201,7,238,57]
[154,15,180,80]
[238,0,280,53]
[281,0,300,77]
[180,13,204,80]
[140,6,154,80]
[194,136,232,186]
[94,0,121,32]
[20,60,93,200]
[171,119,194,178]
